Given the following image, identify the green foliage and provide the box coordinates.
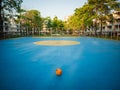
[52,16,64,30]
[107,0,120,11]
[45,17,52,28]
[21,10,43,29]
[0,0,23,20]
[2,0,22,11]
[52,16,59,29]
[0,0,23,34]
[65,0,120,32]
[65,4,95,31]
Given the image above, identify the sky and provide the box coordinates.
[22,0,87,20]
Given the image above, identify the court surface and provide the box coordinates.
[0,37,120,90]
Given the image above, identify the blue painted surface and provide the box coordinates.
[0,37,120,90]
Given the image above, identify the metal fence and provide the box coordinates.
[0,25,51,39]
[0,25,120,40]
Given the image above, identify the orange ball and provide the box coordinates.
[56,68,62,76]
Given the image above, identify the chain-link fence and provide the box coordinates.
[0,25,120,39]
[0,24,47,39]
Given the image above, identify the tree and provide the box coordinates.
[58,20,64,35]
[107,0,120,11]
[52,16,59,34]
[42,17,53,35]
[52,16,65,34]
[88,0,120,36]
[21,10,43,36]
[45,17,52,30]
[67,15,79,30]
[0,0,23,38]
[0,0,23,26]
[65,4,95,36]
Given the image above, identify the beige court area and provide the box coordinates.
[34,40,80,46]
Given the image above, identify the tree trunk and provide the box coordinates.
[0,0,4,39]
[95,23,97,36]
[0,0,2,25]
[100,19,103,37]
